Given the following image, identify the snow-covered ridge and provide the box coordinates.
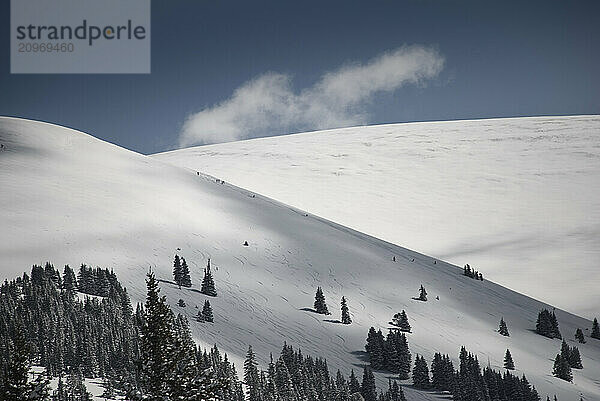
[1,117,599,400]
[154,115,600,318]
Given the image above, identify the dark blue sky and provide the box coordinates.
[1,0,598,154]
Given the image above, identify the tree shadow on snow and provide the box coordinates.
[300,307,331,315]
[350,350,370,363]
[323,319,342,324]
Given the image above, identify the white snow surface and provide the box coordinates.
[154,115,600,319]
[1,117,599,401]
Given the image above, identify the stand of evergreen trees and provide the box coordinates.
[463,264,484,281]
[314,287,330,315]
[535,309,561,339]
[242,342,407,401]
[172,254,192,288]
[365,328,411,379]
[391,310,411,332]
[1,263,413,401]
[453,347,540,401]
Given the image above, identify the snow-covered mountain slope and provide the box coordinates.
[153,115,600,319]
[1,117,599,401]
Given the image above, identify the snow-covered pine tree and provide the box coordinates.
[173,254,183,286]
[498,317,509,336]
[503,349,515,370]
[536,309,561,339]
[341,296,351,324]
[360,366,377,401]
[397,333,411,380]
[430,353,454,392]
[180,257,192,288]
[200,259,217,296]
[552,354,572,382]
[412,355,430,389]
[244,345,261,401]
[202,300,214,322]
[568,346,583,369]
[417,285,427,301]
[62,265,77,293]
[0,324,30,400]
[575,328,586,343]
[348,369,360,395]
[314,287,329,315]
[139,271,177,397]
[592,318,600,339]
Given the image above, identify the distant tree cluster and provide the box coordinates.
[0,264,139,380]
[243,342,406,401]
[173,254,192,288]
[365,327,411,379]
[452,347,540,401]
[403,347,539,400]
[551,339,583,382]
[535,309,562,339]
[463,264,483,281]
[391,310,411,332]
[314,286,330,315]
[197,300,214,323]
[76,264,123,297]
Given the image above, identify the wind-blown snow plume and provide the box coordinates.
[179,46,444,146]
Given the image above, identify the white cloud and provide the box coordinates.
[179,45,444,146]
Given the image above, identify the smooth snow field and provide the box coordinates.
[154,115,600,319]
[1,117,599,400]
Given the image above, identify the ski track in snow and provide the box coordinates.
[1,117,599,400]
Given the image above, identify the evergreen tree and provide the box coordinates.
[417,285,427,301]
[341,296,352,324]
[348,370,360,395]
[62,265,77,293]
[314,287,330,315]
[180,257,192,288]
[412,355,430,389]
[504,349,515,370]
[200,259,217,296]
[244,346,261,401]
[139,271,177,397]
[591,318,600,340]
[202,300,214,323]
[196,308,205,323]
[173,254,182,286]
[498,317,510,336]
[575,328,586,344]
[360,366,377,401]
[568,346,583,369]
[552,354,572,382]
[0,324,30,400]
[178,298,186,307]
